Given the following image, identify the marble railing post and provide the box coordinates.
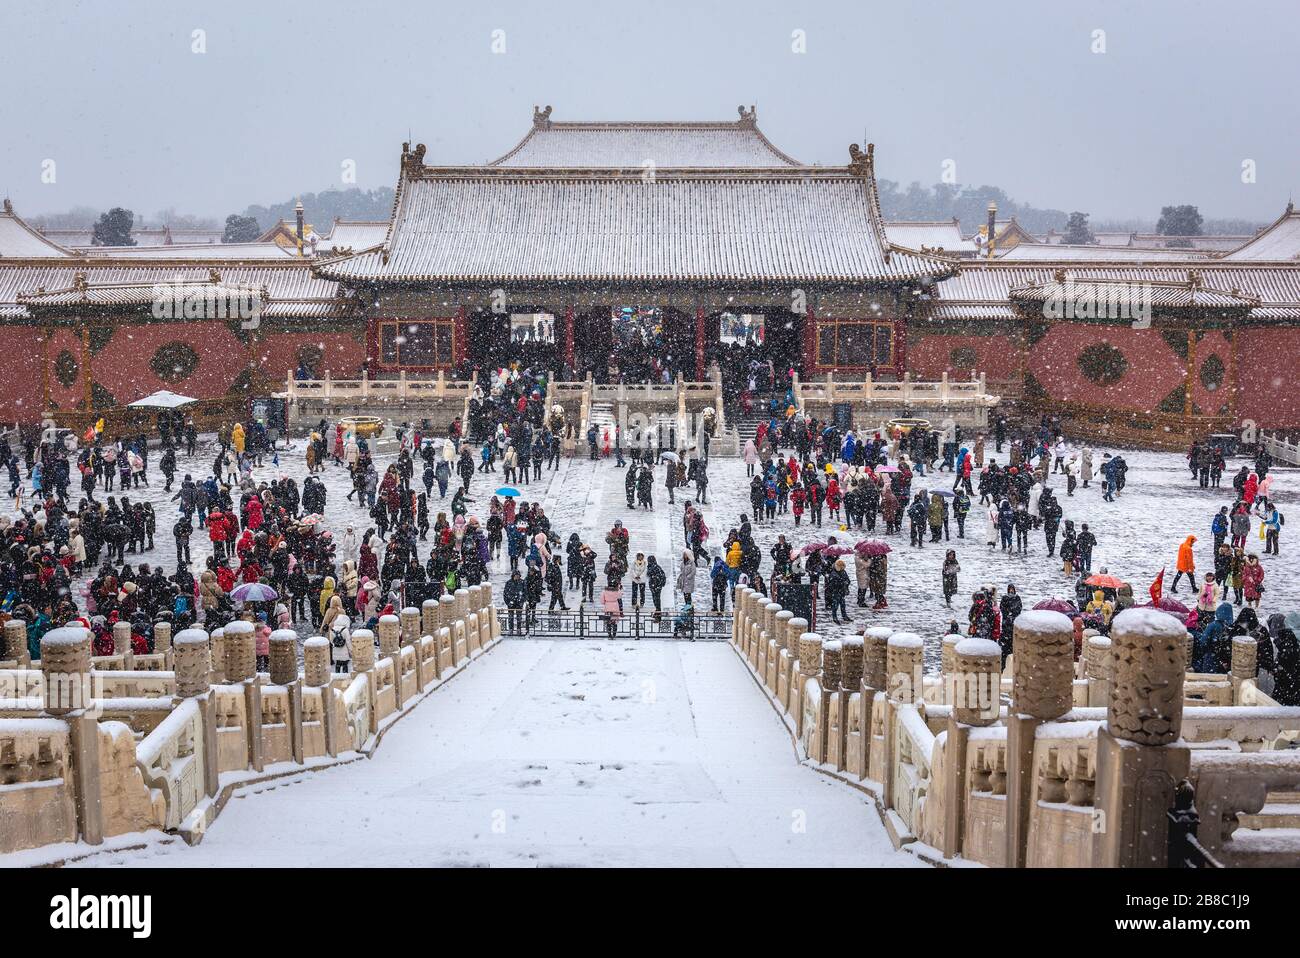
[350,629,378,734]
[270,629,303,765]
[175,628,219,797]
[422,599,443,680]
[881,633,924,808]
[1231,637,1258,700]
[303,637,337,757]
[481,583,500,642]
[1094,608,1190,868]
[154,620,173,668]
[3,617,29,667]
[785,617,809,715]
[209,627,227,685]
[377,615,402,709]
[40,626,101,844]
[1085,635,1113,708]
[113,620,134,669]
[439,596,457,664]
[940,634,961,704]
[1005,610,1074,869]
[223,621,263,773]
[945,637,1003,859]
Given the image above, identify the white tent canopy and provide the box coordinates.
[127,390,197,409]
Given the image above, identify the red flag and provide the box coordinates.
[1150,568,1165,605]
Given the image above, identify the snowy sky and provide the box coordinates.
[2,0,1297,221]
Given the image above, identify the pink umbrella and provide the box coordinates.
[1139,595,1191,615]
[823,545,854,558]
[799,542,829,556]
[876,465,900,473]
[854,540,891,557]
[1033,597,1077,614]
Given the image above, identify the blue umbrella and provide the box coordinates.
[495,487,521,498]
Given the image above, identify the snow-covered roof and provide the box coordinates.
[318,220,390,253]
[40,226,226,247]
[75,241,295,260]
[936,262,1300,322]
[1222,203,1300,261]
[885,221,977,254]
[0,263,346,320]
[487,106,803,168]
[317,142,955,286]
[127,390,198,408]
[1009,274,1257,310]
[17,276,267,310]
[0,201,74,258]
[996,242,1218,262]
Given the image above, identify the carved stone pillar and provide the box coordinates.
[1231,636,1258,683]
[173,629,212,698]
[223,621,256,683]
[400,607,421,646]
[1006,609,1074,868]
[174,628,218,797]
[3,618,28,666]
[350,628,376,673]
[1094,608,1191,868]
[153,621,172,655]
[885,633,923,704]
[269,630,299,686]
[798,632,823,676]
[40,626,91,715]
[953,638,1001,727]
[209,627,227,684]
[863,627,891,691]
[821,640,843,689]
[1085,635,1113,708]
[841,636,863,691]
[421,598,440,638]
[773,610,793,651]
[112,620,132,658]
[377,614,401,661]
[303,637,331,688]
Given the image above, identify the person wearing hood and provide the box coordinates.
[1193,602,1236,673]
[941,550,960,607]
[1242,553,1265,608]
[1084,590,1114,629]
[676,549,696,602]
[710,555,729,612]
[854,549,871,607]
[646,555,666,618]
[1172,534,1197,593]
[1268,615,1300,705]
[630,553,648,609]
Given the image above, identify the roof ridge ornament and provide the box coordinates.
[209,268,222,284]
[737,105,757,127]
[400,141,427,175]
[72,271,87,291]
[2,198,11,215]
[533,105,553,129]
[1187,269,1202,288]
[848,142,874,174]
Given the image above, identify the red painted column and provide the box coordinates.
[694,305,706,381]
[564,305,575,374]
[804,306,817,374]
[893,316,907,376]
[453,307,467,370]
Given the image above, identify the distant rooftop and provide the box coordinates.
[487,105,804,168]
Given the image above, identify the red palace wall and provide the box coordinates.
[908,322,1256,423]
[5,322,368,423]
[0,326,46,423]
[1235,327,1300,430]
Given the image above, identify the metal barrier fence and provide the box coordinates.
[495,606,733,641]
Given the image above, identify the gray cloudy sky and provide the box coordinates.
[3,0,1296,222]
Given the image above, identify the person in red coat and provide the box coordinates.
[826,478,843,521]
[208,508,228,561]
[791,485,806,526]
[246,496,264,531]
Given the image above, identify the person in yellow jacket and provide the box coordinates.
[725,540,743,571]
[231,422,246,455]
[318,575,336,624]
[1084,589,1114,625]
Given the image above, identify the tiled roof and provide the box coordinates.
[319,220,390,253]
[936,262,1300,321]
[1008,275,1257,309]
[0,263,346,320]
[885,221,977,254]
[18,278,267,309]
[996,242,1218,262]
[317,147,956,286]
[487,106,803,168]
[76,241,295,260]
[0,203,74,258]
[1222,204,1300,261]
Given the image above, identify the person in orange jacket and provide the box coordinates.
[1172,534,1197,593]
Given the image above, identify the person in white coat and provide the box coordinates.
[743,439,758,476]
[675,549,696,603]
[338,525,359,565]
[326,613,351,673]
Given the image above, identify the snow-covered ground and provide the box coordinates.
[26,440,1299,669]
[74,640,917,868]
